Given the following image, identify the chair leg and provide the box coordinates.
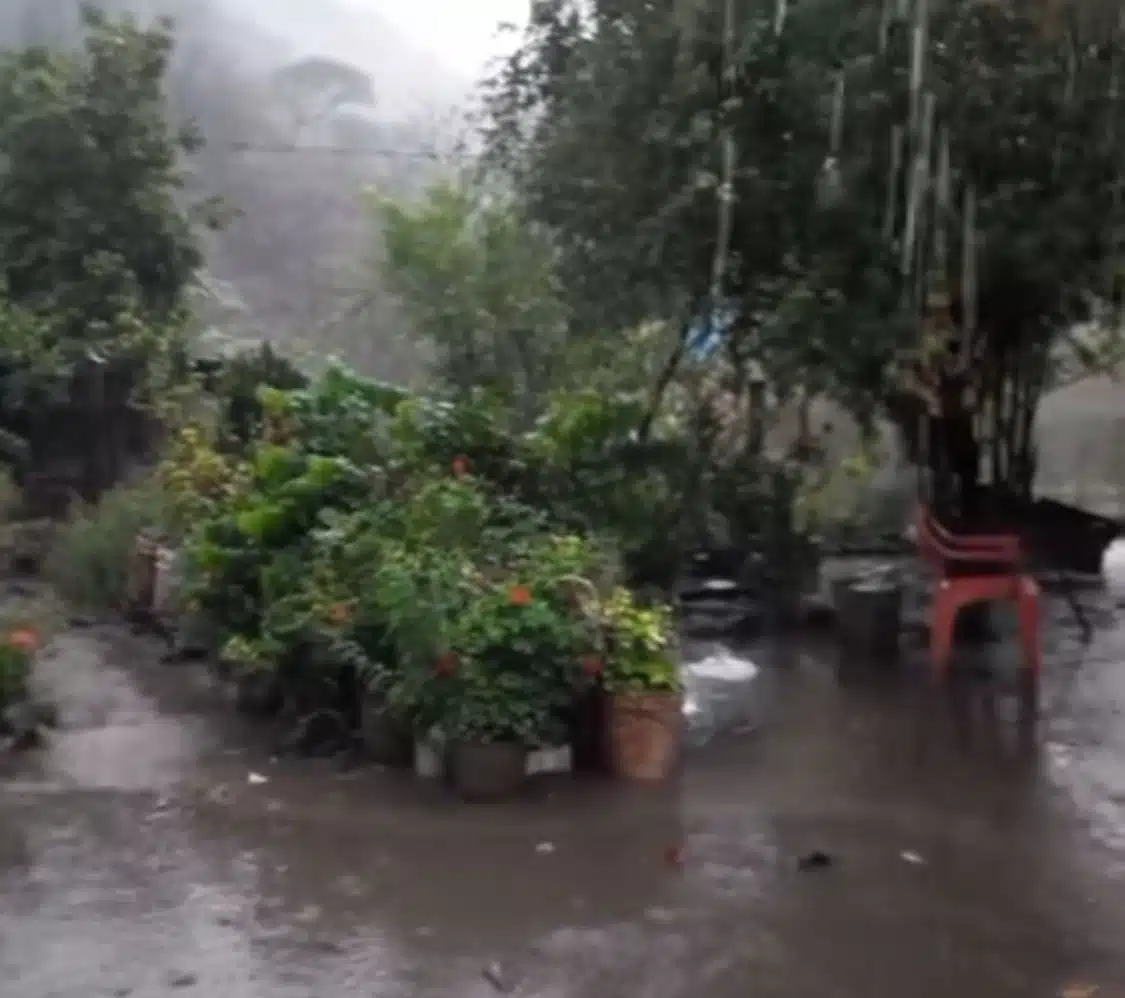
[1015,576,1041,680]
[930,582,959,682]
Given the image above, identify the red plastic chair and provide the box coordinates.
[915,505,1041,684]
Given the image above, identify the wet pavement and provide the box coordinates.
[2,593,1125,997]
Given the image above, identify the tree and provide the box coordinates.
[269,56,376,139]
[371,177,574,413]
[0,4,204,384]
[485,0,1125,492]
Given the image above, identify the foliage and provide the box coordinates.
[256,364,408,475]
[0,6,206,388]
[598,588,680,695]
[373,177,573,414]
[42,479,165,610]
[213,344,307,454]
[157,425,244,539]
[185,445,370,641]
[171,378,635,748]
[484,0,1125,468]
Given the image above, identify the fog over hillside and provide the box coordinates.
[0,0,477,382]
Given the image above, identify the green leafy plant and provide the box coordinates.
[219,634,276,678]
[186,444,371,641]
[440,661,559,746]
[436,578,585,746]
[599,587,680,694]
[214,343,308,454]
[157,424,244,539]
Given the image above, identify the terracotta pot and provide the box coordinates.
[360,696,413,767]
[605,691,682,781]
[125,532,159,615]
[152,545,185,622]
[447,741,527,799]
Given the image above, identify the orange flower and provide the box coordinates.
[451,455,471,478]
[8,628,39,653]
[327,602,351,624]
[435,651,458,676]
[581,654,603,678]
[508,585,533,606]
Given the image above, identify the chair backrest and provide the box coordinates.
[914,504,1021,573]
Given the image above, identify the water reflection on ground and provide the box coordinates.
[1,593,1124,997]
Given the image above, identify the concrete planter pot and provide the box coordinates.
[359,696,413,767]
[526,744,573,775]
[413,733,572,782]
[414,729,446,779]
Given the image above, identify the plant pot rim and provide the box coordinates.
[449,737,530,748]
[606,688,683,699]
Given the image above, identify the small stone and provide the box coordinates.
[900,850,925,865]
[32,701,59,728]
[535,841,555,854]
[166,971,197,988]
[2,703,43,751]
[796,850,832,871]
[483,961,513,993]
[8,725,43,751]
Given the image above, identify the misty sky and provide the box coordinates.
[347,0,530,79]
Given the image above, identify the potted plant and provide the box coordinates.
[599,588,682,781]
[220,635,283,717]
[438,580,579,798]
[0,627,36,710]
[441,663,553,797]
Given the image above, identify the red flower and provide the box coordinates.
[8,628,39,653]
[435,651,458,676]
[663,844,685,870]
[508,585,533,606]
[581,654,603,678]
[451,455,471,478]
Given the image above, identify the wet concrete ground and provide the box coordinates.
[2,594,1125,997]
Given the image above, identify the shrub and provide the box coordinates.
[43,479,165,610]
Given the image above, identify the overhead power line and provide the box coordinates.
[204,140,443,160]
